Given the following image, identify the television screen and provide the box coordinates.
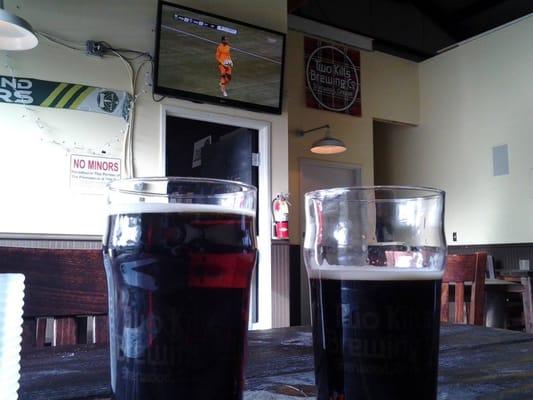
[154,1,286,114]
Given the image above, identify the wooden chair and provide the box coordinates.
[441,252,487,325]
[0,247,108,351]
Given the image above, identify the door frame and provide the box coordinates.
[160,105,272,330]
[298,158,362,324]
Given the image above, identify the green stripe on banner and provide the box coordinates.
[55,84,82,108]
[68,86,94,109]
[40,82,68,107]
[63,85,88,109]
[49,84,75,108]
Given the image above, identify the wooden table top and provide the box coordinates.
[20,325,533,399]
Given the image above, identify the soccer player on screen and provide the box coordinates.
[216,36,233,97]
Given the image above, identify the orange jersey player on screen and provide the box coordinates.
[216,36,233,97]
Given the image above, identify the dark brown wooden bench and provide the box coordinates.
[0,247,108,351]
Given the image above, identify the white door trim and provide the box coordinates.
[160,105,272,330]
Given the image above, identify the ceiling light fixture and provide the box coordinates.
[299,124,347,155]
[0,0,38,50]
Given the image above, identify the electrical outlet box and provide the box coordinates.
[452,232,457,242]
[86,40,105,57]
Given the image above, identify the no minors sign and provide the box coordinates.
[70,154,121,195]
[304,37,361,116]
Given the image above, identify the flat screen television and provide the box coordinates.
[154,1,286,114]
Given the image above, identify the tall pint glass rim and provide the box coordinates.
[305,185,444,202]
[107,176,257,197]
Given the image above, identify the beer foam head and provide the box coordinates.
[107,202,255,217]
[306,266,443,281]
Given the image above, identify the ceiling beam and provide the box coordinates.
[450,0,510,21]
[409,0,462,40]
[288,15,373,51]
[288,0,310,13]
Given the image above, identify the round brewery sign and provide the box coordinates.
[305,44,360,113]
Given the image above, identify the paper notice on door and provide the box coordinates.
[192,136,212,168]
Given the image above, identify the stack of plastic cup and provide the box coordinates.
[0,273,25,400]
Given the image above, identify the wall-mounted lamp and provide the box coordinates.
[299,124,347,155]
[0,0,38,50]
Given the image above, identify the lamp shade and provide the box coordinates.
[0,8,38,50]
[310,136,347,154]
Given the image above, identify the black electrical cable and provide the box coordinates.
[99,41,153,61]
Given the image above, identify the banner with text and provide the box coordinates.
[70,154,121,195]
[0,75,132,120]
[304,37,361,116]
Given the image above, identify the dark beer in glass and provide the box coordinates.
[103,178,257,400]
[304,186,446,400]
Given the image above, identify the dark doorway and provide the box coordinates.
[165,115,260,323]
[373,119,400,186]
[165,116,258,188]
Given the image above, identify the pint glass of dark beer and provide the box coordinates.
[103,177,257,400]
[304,186,446,400]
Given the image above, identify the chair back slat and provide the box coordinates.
[55,317,77,346]
[94,315,109,344]
[455,282,465,323]
[22,320,39,348]
[36,318,47,347]
[442,252,487,325]
[441,282,450,322]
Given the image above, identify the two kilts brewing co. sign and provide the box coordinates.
[304,37,361,116]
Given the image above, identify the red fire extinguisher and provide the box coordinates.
[272,193,290,239]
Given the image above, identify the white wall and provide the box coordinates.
[0,0,288,235]
[375,16,533,245]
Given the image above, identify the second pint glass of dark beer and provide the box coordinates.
[304,186,446,400]
[103,177,257,400]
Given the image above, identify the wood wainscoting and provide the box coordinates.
[271,240,291,328]
[449,243,533,272]
[288,243,533,326]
